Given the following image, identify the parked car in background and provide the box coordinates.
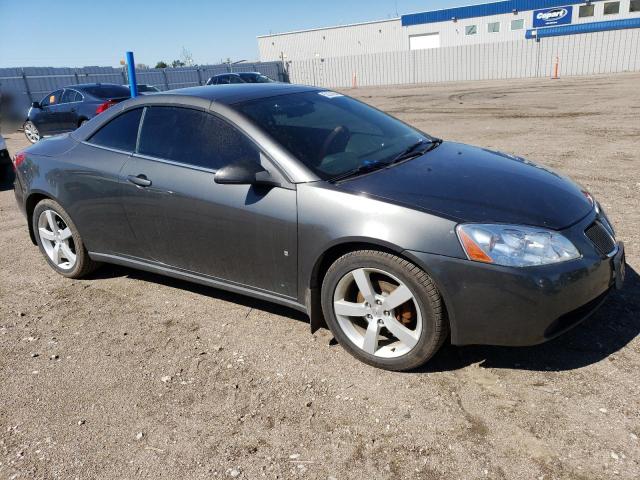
[123,84,161,94]
[12,83,625,371]
[0,134,14,185]
[237,72,275,83]
[206,72,276,85]
[23,83,131,143]
[206,73,246,85]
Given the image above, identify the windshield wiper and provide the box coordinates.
[389,138,442,165]
[328,138,442,183]
[328,160,389,182]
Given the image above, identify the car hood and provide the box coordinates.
[335,141,593,230]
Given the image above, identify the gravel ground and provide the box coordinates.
[1,73,639,480]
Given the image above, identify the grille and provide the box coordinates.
[585,221,616,256]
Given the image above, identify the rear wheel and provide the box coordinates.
[24,121,40,143]
[32,199,97,278]
[321,250,447,371]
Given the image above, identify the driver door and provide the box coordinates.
[34,89,63,135]
[120,105,298,298]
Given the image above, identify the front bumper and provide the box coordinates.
[406,211,623,347]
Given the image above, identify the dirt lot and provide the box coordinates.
[1,73,639,480]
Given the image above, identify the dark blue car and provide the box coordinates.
[23,83,131,143]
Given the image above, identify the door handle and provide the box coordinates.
[127,174,152,187]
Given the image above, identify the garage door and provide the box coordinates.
[409,33,440,50]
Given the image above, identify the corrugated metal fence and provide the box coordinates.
[0,61,286,121]
[288,29,640,88]
[2,29,638,122]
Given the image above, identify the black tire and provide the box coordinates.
[79,119,88,127]
[321,250,448,371]
[32,199,98,279]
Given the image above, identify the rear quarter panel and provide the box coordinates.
[19,137,137,255]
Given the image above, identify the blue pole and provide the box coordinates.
[126,51,138,98]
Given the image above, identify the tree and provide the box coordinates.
[155,61,168,69]
[171,59,185,68]
[180,47,195,67]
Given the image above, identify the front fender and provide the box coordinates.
[296,182,464,306]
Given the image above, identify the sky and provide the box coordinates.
[0,0,487,68]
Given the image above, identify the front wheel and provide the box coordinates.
[321,250,448,371]
[24,121,40,143]
[32,199,98,278]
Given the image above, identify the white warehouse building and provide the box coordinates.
[258,0,640,61]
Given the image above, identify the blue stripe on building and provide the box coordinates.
[401,0,601,26]
[525,17,640,38]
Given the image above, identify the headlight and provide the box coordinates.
[456,224,580,267]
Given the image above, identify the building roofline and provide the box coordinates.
[401,0,603,26]
[257,17,400,39]
[258,0,610,38]
[401,0,507,18]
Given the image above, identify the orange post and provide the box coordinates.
[552,56,560,79]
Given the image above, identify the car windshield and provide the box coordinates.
[233,91,432,180]
[82,85,131,99]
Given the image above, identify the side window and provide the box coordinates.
[138,106,259,170]
[41,89,63,107]
[230,75,244,84]
[87,108,143,152]
[61,89,79,103]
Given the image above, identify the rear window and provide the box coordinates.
[82,85,131,99]
[87,108,143,152]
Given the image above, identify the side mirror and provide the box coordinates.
[214,160,280,187]
[31,101,41,109]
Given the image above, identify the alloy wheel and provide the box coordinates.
[37,209,76,270]
[24,121,40,143]
[332,267,422,358]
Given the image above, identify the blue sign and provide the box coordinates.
[533,6,573,28]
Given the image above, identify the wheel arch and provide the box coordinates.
[25,190,59,245]
[306,239,450,336]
